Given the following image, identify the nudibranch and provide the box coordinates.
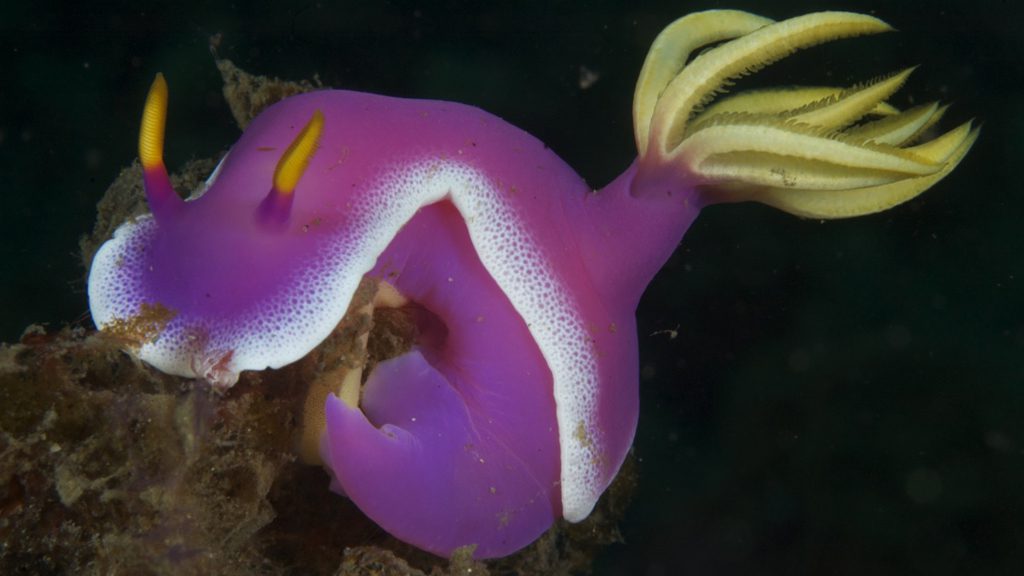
[87,10,976,558]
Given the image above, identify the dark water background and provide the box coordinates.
[2,1,1021,574]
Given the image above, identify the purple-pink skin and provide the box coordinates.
[88,10,971,559]
[89,90,698,558]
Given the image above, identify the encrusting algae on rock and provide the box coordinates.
[0,328,633,575]
[0,52,634,576]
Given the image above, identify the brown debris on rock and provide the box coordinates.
[210,34,321,131]
[0,321,635,576]
[0,326,293,575]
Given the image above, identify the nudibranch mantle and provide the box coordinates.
[89,89,644,551]
[88,9,976,560]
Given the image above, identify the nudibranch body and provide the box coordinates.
[87,11,976,559]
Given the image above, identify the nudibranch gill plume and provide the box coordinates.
[87,10,976,559]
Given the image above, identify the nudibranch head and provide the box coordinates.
[87,8,975,561]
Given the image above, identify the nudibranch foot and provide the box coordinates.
[322,200,561,558]
[296,275,416,465]
[630,11,978,218]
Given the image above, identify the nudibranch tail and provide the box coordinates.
[257,110,325,228]
[319,199,562,558]
[630,10,978,218]
[138,73,183,222]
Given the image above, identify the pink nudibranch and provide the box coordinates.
[87,10,975,559]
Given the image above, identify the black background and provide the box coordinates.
[1,1,1021,574]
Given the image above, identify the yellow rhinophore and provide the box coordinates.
[273,110,325,195]
[139,73,169,171]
